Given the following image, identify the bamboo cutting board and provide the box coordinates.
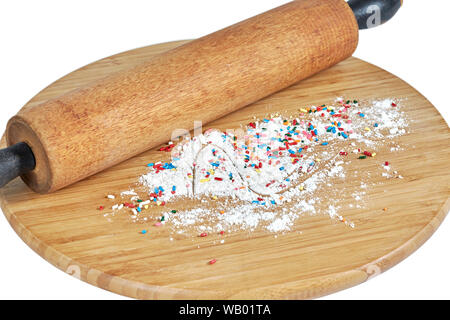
[1,40,449,299]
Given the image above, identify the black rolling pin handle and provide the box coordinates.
[0,142,36,188]
[348,0,402,30]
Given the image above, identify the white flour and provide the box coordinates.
[105,98,409,235]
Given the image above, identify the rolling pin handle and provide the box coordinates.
[348,0,402,29]
[0,142,36,188]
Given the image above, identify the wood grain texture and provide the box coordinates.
[6,0,358,193]
[1,40,449,299]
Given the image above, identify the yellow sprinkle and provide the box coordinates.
[365,127,371,132]
[299,185,304,191]
[255,169,261,173]
[315,158,321,162]
[200,178,210,183]
[211,196,218,200]
[371,152,376,157]
[156,201,161,206]
[144,205,149,210]
[300,108,308,113]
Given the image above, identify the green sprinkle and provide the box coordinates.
[358,155,367,159]
[171,210,177,214]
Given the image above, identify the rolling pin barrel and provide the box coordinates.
[1,0,400,193]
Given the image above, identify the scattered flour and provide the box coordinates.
[103,98,409,235]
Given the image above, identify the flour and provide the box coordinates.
[105,98,409,235]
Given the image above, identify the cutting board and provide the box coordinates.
[1,40,449,299]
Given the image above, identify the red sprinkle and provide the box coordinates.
[200,232,208,237]
[219,231,225,235]
[339,151,348,156]
[214,177,223,181]
[209,259,217,265]
[98,206,104,211]
[363,151,372,157]
[385,161,389,166]
[391,102,397,107]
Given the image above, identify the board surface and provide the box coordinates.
[1,40,449,299]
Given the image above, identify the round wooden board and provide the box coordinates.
[1,40,449,299]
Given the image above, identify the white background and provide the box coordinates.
[0,0,448,300]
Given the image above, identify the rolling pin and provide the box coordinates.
[0,0,401,193]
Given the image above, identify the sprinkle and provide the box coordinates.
[209,259,217,265]
[384,161,389,166]
[98,206,104,211]
[358,155,367,159]
[141,230,147,234]
[200,232,208,237]
[107,195,115,199]
[154,222,162,227]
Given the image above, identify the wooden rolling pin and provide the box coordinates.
[0,0,401,193]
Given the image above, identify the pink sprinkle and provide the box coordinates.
[154,222,162,227]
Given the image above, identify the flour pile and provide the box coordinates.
[103,98,409,235]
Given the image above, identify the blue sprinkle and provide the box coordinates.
[137,207,141,212]
[172,185,176,191]
[374,123,379,127]
[270,200,276,205]
[359,113,365,117]
[288,149,295,154]
[321,142,329,146]
[141,230,147,234]
[279,166,285,171]
[342,132,348,139]
[147,163,154,167]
